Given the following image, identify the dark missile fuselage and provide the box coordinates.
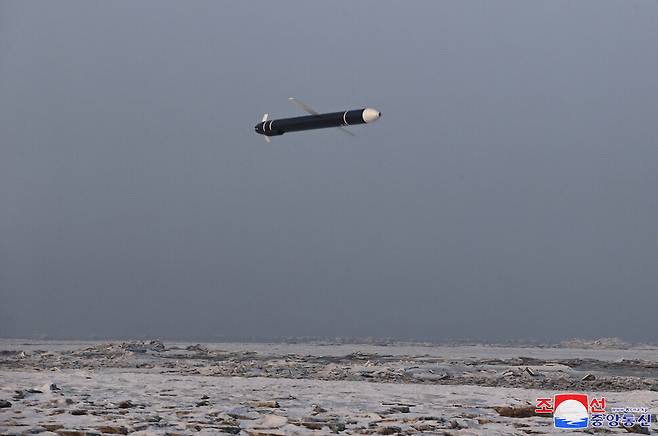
[254,108,380,137]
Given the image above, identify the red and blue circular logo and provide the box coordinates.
[554,394,589,429]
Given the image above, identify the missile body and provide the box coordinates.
[255,108,380,138]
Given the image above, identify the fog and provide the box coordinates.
[1,1,657,342]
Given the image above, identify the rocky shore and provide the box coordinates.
[1,340,657,435]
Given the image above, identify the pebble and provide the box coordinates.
[378,425,402,434]
[226,406,260,420]
[253,400,280,408]
[116,400,135,408]
[94,426,128,435]
[250,414,287,429]
[299,421,324,430]
[54,431,101,436]
[311,403,327,414]
[494,405,539,418]
[69,409,87,415]
[382,405,410,414]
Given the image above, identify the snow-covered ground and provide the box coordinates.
[1,339,657,435]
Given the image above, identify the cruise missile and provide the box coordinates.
[254,97,381,142]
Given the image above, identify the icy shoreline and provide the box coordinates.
[1,340,657,435]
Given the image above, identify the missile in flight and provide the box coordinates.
[254,97,381,142]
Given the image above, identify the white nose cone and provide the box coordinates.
[362,108,381,123]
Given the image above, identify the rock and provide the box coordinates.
[42,383,61,391]
[299,418,345,433]
[0,399,11,408]
[95,426,128,435]
[48,409,66,415]
[43,424,64,431]
[524,367,537,376]
[148,339,165,352]
[186,344,208,352]
[253,400,280,408]
[410,372,450,381]
[383,405,410,414]
[378,426,401,435]
[328,421,346,433]
[251,414,287,429]
[13,389,42,400]
[299,421,324,430]
[624,423,651,434]
[55,431,101,436]
[246,431,285,436]
[69,409,87,415]
[226,406,260,420]
[512,422,530,428]
[412,423,437,431]
[311,404,327,415]
[582,373,596,381]
[448,419,465,429]
[217,426,241,434]
[121,340,165,353]
[494,405,541,418]
[131,423,150,432]
[196,400,210,407]
[116,400,136,408]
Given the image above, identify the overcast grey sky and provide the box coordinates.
[1,1,657,342]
